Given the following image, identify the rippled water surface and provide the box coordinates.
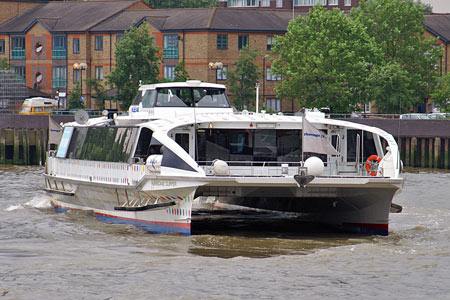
[1,166,450,299]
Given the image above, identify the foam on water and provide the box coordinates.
[25,195,52,209]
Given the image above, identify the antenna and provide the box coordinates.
[74,109,89,125]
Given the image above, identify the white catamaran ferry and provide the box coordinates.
[44,81,404,235]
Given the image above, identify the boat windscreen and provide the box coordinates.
[155,87,230,108]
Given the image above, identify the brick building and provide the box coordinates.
[0,0,444,114]
[0,1,304,112]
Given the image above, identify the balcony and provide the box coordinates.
[52,47,67,59]
[52,78,66,89]
[11,48,25,60]
[163,47,178,59]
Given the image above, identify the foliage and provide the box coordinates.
[143,0,216,9]
[367,62,414,113]
[352,0,440,112]
[174,60,190,82]
[271,5,380,113]
[414,0,432,13]
[431,73,450,112]
[86,78,108,111]
[67,83,84,109]
[227,46,260,110]
[0,58,11,70]
[106,24,161,111]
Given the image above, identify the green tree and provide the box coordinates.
[415,0,432,13]
[107,24,161,111]
[367,62,414,113]
[174,60,190,82]
[143,0,215,9]
[67,83,84,109]
[431,73,450,112]
[86,78,108,110]
[0,58,11,70]
[352,0,440,112]
[272,6,380,113]
[227,46,260,110]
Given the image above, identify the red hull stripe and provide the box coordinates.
[343,222,388,231]
[95,212,190,229]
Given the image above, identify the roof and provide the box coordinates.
[424,14,450,43]
[0,1,306,35]
[0,1,140,33]
[91,7,306,33]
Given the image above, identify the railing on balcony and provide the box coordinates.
[52,78,66,89]
[11,48,25,60]
[52,47,67,59]
[163,47,179,59]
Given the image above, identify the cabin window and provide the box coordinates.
[197,129,303,163]
[155,87,230,108]
[134,128,153,158]
[65,127,139,162]
[346,130,377,162]
[175,133,190,154]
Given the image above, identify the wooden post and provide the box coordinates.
[421,138,426,168]
[428,138,433,168]
[434,137,441,169]
[411,137,417,168]
[445,138,449,170]
[0,128,5,164]
[405,137,410,167]
[22,129,29,165]
[13,129,21,165]
[36,129,42,166]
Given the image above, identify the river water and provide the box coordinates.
[1,166,449,299]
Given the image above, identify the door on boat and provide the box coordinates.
[171,129,195,159]
[329,127,345,175]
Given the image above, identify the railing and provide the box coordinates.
[11,48,25,60]
[52,78,66,89]
[163,47,178,59]
[52,48,67,59]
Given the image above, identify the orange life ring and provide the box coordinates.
[365,155,381,176]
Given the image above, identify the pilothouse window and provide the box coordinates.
[155,87,230,108]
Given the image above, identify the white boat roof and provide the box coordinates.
[139,80,226,91]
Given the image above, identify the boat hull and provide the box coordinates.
[195,176,403,236]
[45,179,194,235]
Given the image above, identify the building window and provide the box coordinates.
[238,35,249,50]
[261,0,270,7]
[73,69,80,84]
[217,34,228,50]
[345,0,351,5]
[95,66,104,80]
[296,0,326,5]
[13,66,25,83]
[116,35,123,44]
[266,98,281,112]
[164,65,175,80]
[267,36,274,51]
[266,66,281,81]
[52,66,67,88]
[11,37,25,59]
[52,36,67,59]
[95,36,103,51]
[329,0,338,5]
[0,39,5,54]
[163,34,179,59]
[276,0,283,7]
[217,65,228,80]
[73,38,80,54]
[227,0,257,7]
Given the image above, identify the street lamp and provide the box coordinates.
[262,55,269,109]
[73,62,87,104]
[209,61,223,83]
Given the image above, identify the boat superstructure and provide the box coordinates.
[44,80,404,235]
